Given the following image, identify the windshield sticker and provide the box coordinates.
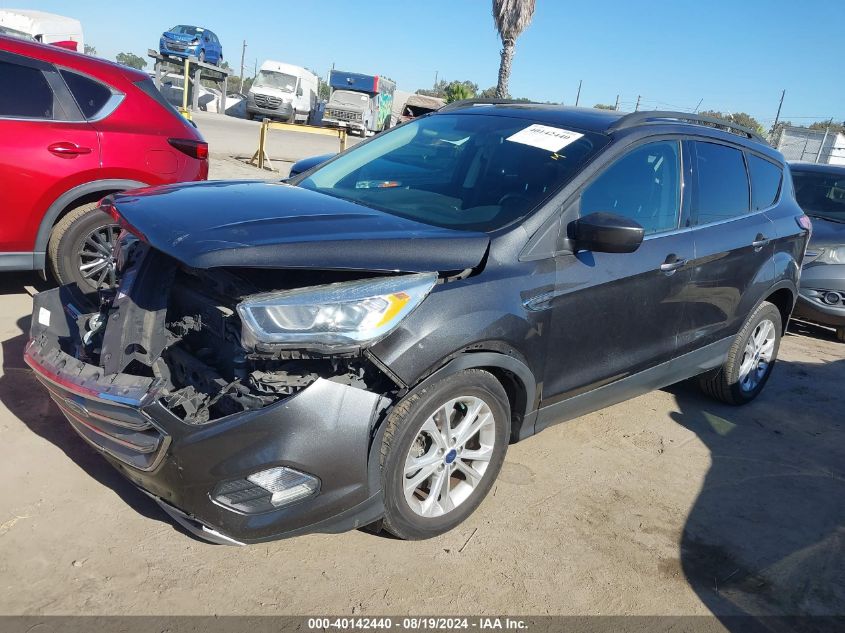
[506,124,584,152]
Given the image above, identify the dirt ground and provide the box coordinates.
[0,158,842,621]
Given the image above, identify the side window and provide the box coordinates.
[581,140,681,235]
[0,60,54,119]
[747,154,782,210]
[60,70,112,119]
[688,141,749,226]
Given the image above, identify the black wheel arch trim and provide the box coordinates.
[34,179,149,264]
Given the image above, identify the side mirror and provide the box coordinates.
[296,87,303,97]
[569,212,644,254]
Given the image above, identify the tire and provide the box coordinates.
[287,111,296,124]
[246,111,254,121]
[837,326,845,343]
[699,301,782,405]
[198,50,205,64]
[47,203,121,295]
[380,369,510,540]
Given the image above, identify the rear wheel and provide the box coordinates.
[47,203,120,294]
[699,301,782,405]
[380,369,510,540]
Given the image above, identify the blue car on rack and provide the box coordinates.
[159,25,222,65]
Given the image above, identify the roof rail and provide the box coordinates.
[438,98,531,112]
[608,110,765,142]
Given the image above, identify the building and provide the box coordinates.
[775,125,845,166]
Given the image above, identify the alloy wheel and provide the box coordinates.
[78,223,120,290]
[738,318,776,392]
[403,396,496,518]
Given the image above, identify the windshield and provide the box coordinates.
[254,70,297,92]
[330,90,370,108]
[169,25,203,36]
[793,169,845,222]
[298,113,609,231]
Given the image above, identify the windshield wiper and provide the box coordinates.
[807,213,845,224]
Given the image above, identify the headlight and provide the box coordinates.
[817,246,845,264]
[237,272,437,351]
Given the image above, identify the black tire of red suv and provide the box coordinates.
[379,369,510,540]
[48,203,120,295]
[698,301,782,405]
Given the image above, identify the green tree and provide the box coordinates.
[115,52,145,70]
[84,43,96,55]
[492,0,536,98]
[417,79,450,98]
[593,103,616,110]
[479,86,503,98]
[809,120,845,135]
[445,81,477,103]
[699,110,765,136]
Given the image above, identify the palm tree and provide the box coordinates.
[492,0,536,99]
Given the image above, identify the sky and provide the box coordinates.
[5,0,844,127]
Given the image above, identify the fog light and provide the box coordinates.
[823,292,841,305]
[247,467,320,507]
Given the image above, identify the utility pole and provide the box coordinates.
[253,59,257,79]
[434,70,438,90]
[614,94,620,111]
[635,95,641,111]
[772,89,785,131]
[693,98,703,113]
[238,40,247,93]
[575,79,582,107]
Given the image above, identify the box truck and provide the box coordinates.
[323,70,396,136]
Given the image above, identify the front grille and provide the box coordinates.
[325,108,362,122]
[254,94,281,109]
[165,41,188,51]
[40,378,168,471]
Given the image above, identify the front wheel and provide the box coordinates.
[198,50,205,64]
[699,301,782,405]
[837,326,845,343]
[380,369,510,540]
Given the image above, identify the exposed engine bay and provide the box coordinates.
[72,238,400,424]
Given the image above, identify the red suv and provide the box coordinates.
[0,36,208,292]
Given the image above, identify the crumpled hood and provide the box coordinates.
[107,181,490,272]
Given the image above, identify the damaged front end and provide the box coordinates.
[25,181,492,543]
[24,235,441,543]
[93,236,423,424]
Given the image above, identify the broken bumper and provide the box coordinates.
[25,287,389,544]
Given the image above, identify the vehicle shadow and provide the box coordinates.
[666,351,845,629]
[0,312,203,542]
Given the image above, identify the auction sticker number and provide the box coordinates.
[506,124,584,152]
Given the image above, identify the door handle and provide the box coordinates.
[752,234,770,250]
[660,254,687,274]
[48,142,93,158]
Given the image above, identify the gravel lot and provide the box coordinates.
[0,118,842,621]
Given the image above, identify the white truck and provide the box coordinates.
[246,61,318,124]
[0,9,84,51]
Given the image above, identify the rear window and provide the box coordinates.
[747,154,782,211]
[0,61,53,119]
[60,70,112,119]
[135,78,182,117]
[688,141,749,226]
